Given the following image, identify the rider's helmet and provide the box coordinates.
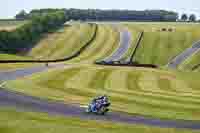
[93,95,108,103]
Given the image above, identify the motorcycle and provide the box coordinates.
[86,97,111,115]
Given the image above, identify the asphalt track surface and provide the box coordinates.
[1,28,200,130]
[103,28,131,62]
[168,40,200,69]
[0,66,47,81]
[0,63,65,81]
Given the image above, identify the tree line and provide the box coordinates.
[16,8,178,22]
[180,14,197,22]
[0,11,67,54]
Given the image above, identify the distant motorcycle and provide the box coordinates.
[86,95,111,115]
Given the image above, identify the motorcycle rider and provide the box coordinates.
[91,95,108,112]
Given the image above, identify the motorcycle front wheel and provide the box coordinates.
[98,106,108,115]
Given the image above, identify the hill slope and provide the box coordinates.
[125,23,200,66]
[29,23,96,60]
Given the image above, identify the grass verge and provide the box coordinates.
[0,108,198,133]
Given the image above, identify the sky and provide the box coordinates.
[1,0,200,19]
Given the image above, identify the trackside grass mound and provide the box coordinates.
[4,65,200,121]
[0,108,196,133]
[70,24,120,63]
[125,23,200,66]
[29,23,96,60]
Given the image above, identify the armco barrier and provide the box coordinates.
[96,61,158,68]
[0,23,97,64]
[129,31,144,63]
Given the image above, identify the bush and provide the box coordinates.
[0,11,67,54]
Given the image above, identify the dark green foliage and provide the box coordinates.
[0,11,67,54]
[181,14,188,21]
[189,14,196,22]
[29,8,178,22]
[15,10,29,20]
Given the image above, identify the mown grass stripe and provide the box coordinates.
[37,67,83,90]
[72,25,119,63]
[138,71,161,91]
[104,69,130,91]
[65,68,101,89]
[132,88,200,98]
[5,65,200,120]
[29,23,94,60]
[126,72,200,104]
[127,72,141,91]
[103,85,200,106]
[57,85,200,120]
[97,26,120,60]
[88,68,113,90]
[169,78,194,93]
[29,25,75,59]
[126,23,200,66]
[71,25,109,62]
[157,77,172,91]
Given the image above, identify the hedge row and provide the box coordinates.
[0,11,67,54]
[29,8,178,21]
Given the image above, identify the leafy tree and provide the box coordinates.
[15,10,28,20]
[29,8,178,22]
[181,14,188,21]
[189,14,196,22]
[0,11,67,53]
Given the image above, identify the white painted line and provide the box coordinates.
[0,82,6,87]
[80,105,88,108]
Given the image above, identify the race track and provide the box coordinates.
[0,63,65,81]
[1,26,200,130]
[168,40,200,69]
[102,28,131,62]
